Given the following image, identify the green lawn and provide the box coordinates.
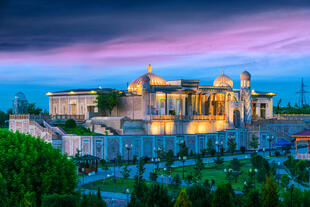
[82,159,262,194]
[157,159,260,191]
[57,125,101,135]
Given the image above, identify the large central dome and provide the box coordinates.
[213,70,233,88]
[128,64,167,93]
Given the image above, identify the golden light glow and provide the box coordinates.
[69,91,76,95]
[164,121,174,134]
[90,90,97,94]
[150,122,160,135]
[148,64,152,73]
[46,92,53,96]
[266,93,276,96]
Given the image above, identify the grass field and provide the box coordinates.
[157,159,258,191]
[82,159,262,193]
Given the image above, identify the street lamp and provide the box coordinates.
[126,188,130,204]
[125,144,133,164]
[263,148,265,157]
[249,168,258,188]
[277,162,281,184]
[154,146,162,169]
[179,156,187,180]
[82,168,85,185]
[267,135,274,156]
[215,141,219,154]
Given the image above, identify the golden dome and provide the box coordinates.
[213,70,233,88]
[240,70,251,80]
[128,64,167,92]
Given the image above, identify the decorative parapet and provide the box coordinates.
[9,114,29,119]
[51,114,85,121]
[151,115,226,120]
[10,114,51,121]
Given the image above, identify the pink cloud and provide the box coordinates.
[0,9,309,68]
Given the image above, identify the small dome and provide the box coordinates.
[213,70,233,88]
[128,64,167,92]
[240,70,251,80]
[14,92,27,100]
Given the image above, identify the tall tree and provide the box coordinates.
[227,138,237,154]
[0,110,9,128]
[194,153,204,182]
[27,103,43,115]
[0,130,77,206]
[174,189,192,207]
[244,189,261,207]
[187,184,212,207]
[206,139,216,156]
[165,150,174,174]
[121,163,131,190]
[95,91,120,116]
[249,134,259,150]
[146,184,172,207]
[214,154,224,169]
[212,184,235,207]
[262,176,280,207]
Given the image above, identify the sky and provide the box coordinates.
[0,0,310,111]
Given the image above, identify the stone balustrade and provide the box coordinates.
[151,114,226,120]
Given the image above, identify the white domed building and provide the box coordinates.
[45,65,276,135]
[12,92,28,114]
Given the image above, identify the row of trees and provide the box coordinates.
[274,99,310,114]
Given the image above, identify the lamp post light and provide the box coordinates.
[267,135,274,156]
[249,168,258,188]
[277,162,281,184]
[215,141,219,155]
[82,168,85,185]
[126,188,130,204]
[125,144,133,164]
[154,146,162,169]
[179,156,187,180]
[263,148,265,157]
[164,168,168,186]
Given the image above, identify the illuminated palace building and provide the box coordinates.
[47,65,275,135]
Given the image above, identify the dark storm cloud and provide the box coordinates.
[1,0,310,51]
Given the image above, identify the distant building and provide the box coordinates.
[12,92,28,115]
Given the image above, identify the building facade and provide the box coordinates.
[47,65,275,135]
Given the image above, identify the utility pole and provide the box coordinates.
[296,77,309,107]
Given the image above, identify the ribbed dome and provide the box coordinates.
[213,70,233,88]
[128,64,167,92]
[240,70,251,80]
[14,92,27,100]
